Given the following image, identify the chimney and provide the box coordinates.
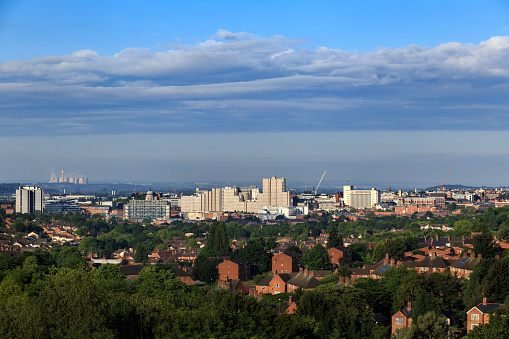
[289,295,293,303]
[470,252,475,258]
[390,259,395,265]
[436,234,439,241]
[478,254,482,259]
[483,297,487,305]
[407,301,412,309]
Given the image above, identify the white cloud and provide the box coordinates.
[1,32,509,136]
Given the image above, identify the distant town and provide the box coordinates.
[0,176,508,337]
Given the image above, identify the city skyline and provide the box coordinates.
[1,1,509,185]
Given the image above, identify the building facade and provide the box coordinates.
[16,185,43,213]
[181,177,291,217]
[43,199,80,213]
[124,188,171,221]
[343,185,380,209]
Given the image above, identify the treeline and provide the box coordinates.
[2,248,508,338]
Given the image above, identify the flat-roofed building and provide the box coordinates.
[16,185,43,214]
[124,188,171,221]
[343,185,380,209]
[43,199,80,213]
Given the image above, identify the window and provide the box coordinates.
[395,318,403,325]
[471,314,479,321]
[275,283,280,288]
[471,324,479,330]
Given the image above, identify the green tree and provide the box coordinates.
[413,289,438,320]
[301,244,332,270]
[481,259,509,303]
[446,202,457,212]
[415,311,449,339]
[134,245,149,264]
[473,233,501,259]
[284,244,302,255]
[191,255,219,284]
[327,224,342,249]
[203,221,231,257]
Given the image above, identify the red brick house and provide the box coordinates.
[466,297,504,333]
[255,270,322,295]
[218,258,251,281]
[391,302,413,335]
[327,246,352,266]
[272,251,300,274]
[217,278,251,295]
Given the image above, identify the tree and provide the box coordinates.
[191,255,219,284]
[320,274,339,284]
[446,202,457,212]
[202,221,231,257]
[301,244,332,270]
[415,311,448,339]
[499,224,509,241]
[413,289,438,320]
[473,233,501,259]
[284,245,302,255]
[481,259,509,303]
[327,224,342,249]
[134,245,148,264]
[336,266,352,281]
[230,240,272,274]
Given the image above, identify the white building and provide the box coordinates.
[181,177,291,216]
[123,188,171,221]
[343,185,380,209]
[16,185,43,213]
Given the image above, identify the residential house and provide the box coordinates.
[272,251,300,274]
[218,258,252,281]
[328,246,352,266]
[466,297,504,333]
[392,302,413,335]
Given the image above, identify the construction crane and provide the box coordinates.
[165,184,183,197]
[314,171,327,196]
[438,169,453,193]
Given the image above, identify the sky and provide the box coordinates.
[1,1,509,187]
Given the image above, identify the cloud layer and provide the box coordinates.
[2,31,509,136]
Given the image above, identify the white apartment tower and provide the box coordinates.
[16,185,44,213]
[260,177,291,207]
[343,185,380,209]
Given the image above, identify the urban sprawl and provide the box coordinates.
[1,177,509,338]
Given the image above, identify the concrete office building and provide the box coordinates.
[343,185,380,209]
[43,199,80,213]
[181,177,291,217]
[16,185,44,213]
[124,188,171,221]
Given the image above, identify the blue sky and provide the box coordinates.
[1,1,509,186]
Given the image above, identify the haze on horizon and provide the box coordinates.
[1,1,509,186]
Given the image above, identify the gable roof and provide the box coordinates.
[287,272,321,289]
[119,264,146,276]
[257,274,274,286]
[473,303,504,314]
[448,257,480,270]
[276,273,296,283]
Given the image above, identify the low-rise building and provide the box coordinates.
[467,298,504,332]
